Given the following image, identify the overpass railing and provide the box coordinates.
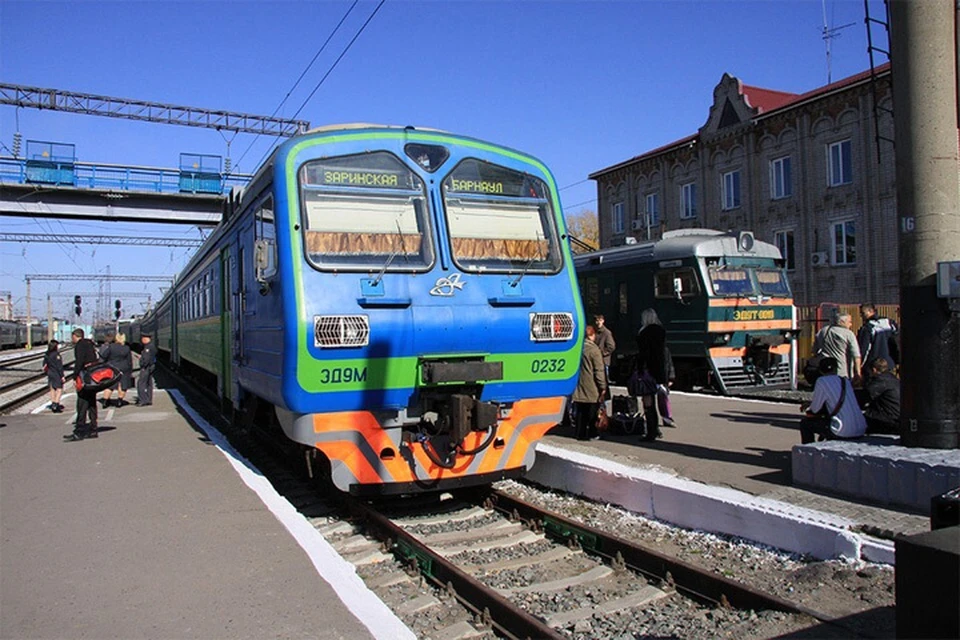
[0,156,250,195]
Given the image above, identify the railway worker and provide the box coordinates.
[136,333,156,407]
[813,313,861,385]
[101,333,133,408]
[594,315,616,382]
[633,308,676,440]
[857,304,899,378]
[64,328,100,441]
[572,325,607,441]
[799,357,866,444]
[43,339,65,413]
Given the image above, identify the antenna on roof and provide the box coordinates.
[821,0,856,84]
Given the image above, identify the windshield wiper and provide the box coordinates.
[372,220,411,287]
[510,230,544,288]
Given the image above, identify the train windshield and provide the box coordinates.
[756,268,791,297]
[298,152,433,271]
[441,159,562,274]
[707,266,756,296]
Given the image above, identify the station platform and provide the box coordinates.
[536,389,954,565]
[0,388,414,640]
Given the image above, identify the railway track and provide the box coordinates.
[0,346,75,414]
[162,366,887,639]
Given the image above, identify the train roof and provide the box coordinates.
[304,123,449,135]
[573,229,782,271]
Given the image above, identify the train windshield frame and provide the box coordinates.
[707,266,757,296]
[756,268,792,297]
[440,159,562,275]
[298,152,434,272]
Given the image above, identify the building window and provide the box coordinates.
[645,192,659,227]
[680,182,697,219]
[774,230,795,271]
[611,201,624,234]
[832,220,856,265]
[721,170,741,210]
[827,139,852,186]
[770,156,792,199]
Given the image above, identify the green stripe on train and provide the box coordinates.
[294,350,579,393]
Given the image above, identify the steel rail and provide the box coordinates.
[345,498,565,640]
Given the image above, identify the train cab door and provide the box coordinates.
[233,222,255,369]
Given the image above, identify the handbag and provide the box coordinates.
[595,403,609,432]
[627,368,658,397]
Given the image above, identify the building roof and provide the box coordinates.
[589,63,892,179]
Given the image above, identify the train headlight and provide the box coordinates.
[530,313,574,342]
[712,333,732,345]
[314,315,370,348]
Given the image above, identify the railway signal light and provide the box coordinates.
[114,299,122,320]
[74,295,81,316]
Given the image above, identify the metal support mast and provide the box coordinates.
[890,0,960,448]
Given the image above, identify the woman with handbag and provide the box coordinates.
[43,340,65,413]
[572,325,607,441]
[799,357,867,444]
[633,309,674,441]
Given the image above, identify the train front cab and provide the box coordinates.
[240,129,582,495]
[697,257,796,394]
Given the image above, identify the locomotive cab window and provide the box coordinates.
[654,267,700,299]
[299,152,433,271]
[708,266,756,296]
[441,159,561,274]
[255,197,277,282]
[756,268,791,297]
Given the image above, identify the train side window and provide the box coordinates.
[618,282,628,315]
[255,197,277,282]
[655,268,700,299]
[583,277,600,309]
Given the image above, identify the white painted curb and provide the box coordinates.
[529,442,894,564]
[169,390,416,640]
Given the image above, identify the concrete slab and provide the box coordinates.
[1,390,413,640]
[535,389,932,564]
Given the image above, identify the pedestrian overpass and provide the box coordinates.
[0,142,251,226]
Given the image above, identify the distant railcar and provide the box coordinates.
[139,124,583,495]
[574,229,796,394]
[0,320,47,349]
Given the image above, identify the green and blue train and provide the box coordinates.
[136,124,583,494]
[574,229,796,394]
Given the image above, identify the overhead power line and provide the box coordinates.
[0,233,203,248]
[0,83,310,136]
[25,274,174,283]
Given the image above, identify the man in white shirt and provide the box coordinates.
[799,357,867,444]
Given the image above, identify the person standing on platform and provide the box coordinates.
[136,333,156,406]
[43,340,65,413]
[65,328,99,441]
[102,333,133,408]
[857,304,900,377]
[572,325,606,441]
[813,313,861,384]
[594,314,616,383]
[799,357,866,444]
[634,308,675,440]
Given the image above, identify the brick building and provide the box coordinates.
[589,64,896,305]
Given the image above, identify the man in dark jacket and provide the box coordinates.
[858,304,899,377]
[594,315,616,382]
[857,358,900,434]
[65,328,99,441]
[136,334,156,406]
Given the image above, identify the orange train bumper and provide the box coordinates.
[310,397,565,492]
[709,343,792,358]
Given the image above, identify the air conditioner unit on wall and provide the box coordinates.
[631,219,646,231]
[811,252,829,267]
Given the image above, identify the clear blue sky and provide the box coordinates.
[0,0,884,321]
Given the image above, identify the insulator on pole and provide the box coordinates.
[12,131,22,158]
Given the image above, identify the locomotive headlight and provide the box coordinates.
[712,333,732,345]
[530,313,574,342]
